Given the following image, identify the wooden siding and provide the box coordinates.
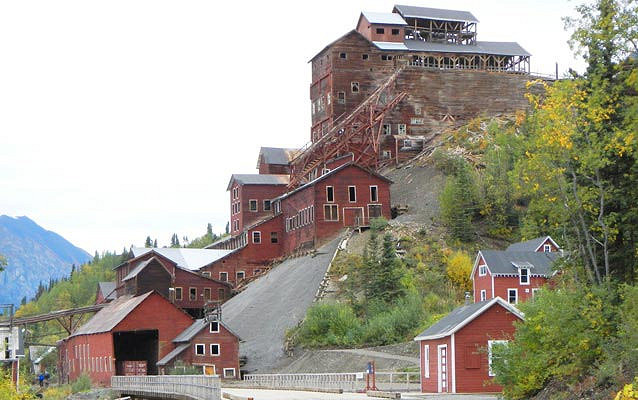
[420,337,451,393]
[472,255,493,302]
[231,183,287,235]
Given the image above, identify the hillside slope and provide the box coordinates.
[0,215,91,305]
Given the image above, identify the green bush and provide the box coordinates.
[369,217,389,232]
[295,302,362,347]
[71,373,91,393]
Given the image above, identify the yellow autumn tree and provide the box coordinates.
[445,250,473,292]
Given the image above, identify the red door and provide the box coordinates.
[343,208,363,227]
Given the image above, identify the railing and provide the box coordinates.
[111,375,221,400]
[242,372,421,392]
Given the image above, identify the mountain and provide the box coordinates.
[0,215,92,306]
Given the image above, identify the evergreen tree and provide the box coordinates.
[170,234,180,248]
[153,239,158,247]
[144,236,153,248]
[20,296,26,306]
[207,223,213,237]
[371,233,404,303]
[363,229,380,300]
[225,222,230,234]
[0,254,6,272]
[440,159,478,242]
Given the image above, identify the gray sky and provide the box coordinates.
[0,0,586,253]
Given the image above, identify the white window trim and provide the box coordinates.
[249,199,258,212]
[202,271,211,277]
[348,186,357,203]
[508,288,518,304]
[263,200,271,211]
[480,289,486,301]
[195,344,205,356]
[398,124,407,134]
[370,185,378,202]
[383,123,391,135]
[210,343,220,357]
[252,231,261,244]
[326,186,334,202]
[424,344,430,378]
[532,287,540,298]
[488,340,508,376]
[209,321,219,333]
[324,204,339,221]
[223,368,236,378]
[236,271,245,280]
[175,287,183,301]
[219,272,228,281]
[351,81,359,93]
[519,268,530,285]
[478,265,487,277]
[543,244,551,252]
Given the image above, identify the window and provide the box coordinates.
[210,321,219,333]
[223,368,236,378]
[424,345,430,378]
[326,186,334,202]
[368,204,382,218]
[339,52,347,59]
[324,204,338,221]
[174,287,183,301]
[543,244,551,252]
[398,124,407,134]
[274,201,281,214]
[203,288,211,300]
[370,186,378,202]
[391,28,400,35]
[249,199,258,212]
[233,220,239,231]
[508,288,518,304]
[202,271,211,277]
[219,272,228,281]
[382,150,391,159]
[362,54,369,60]
[479,265,487,276]
[488,340,508,376]
[480,289,487,301]
[348,186,356,202]
[218,288,226,299]
[195,344,205,356]
[252,231,261,244]
[381,55,393,61]
[519,268,529,285]
[210,344,220,356]
[263,200,271,211]
[376,27,385,34]
[382,124,391,135]
[351,82,359,93]
[403,139,412,147]
[270,232,278,243]
[337,91,345,104]
[189,287,197,301]
[236,271,245,280]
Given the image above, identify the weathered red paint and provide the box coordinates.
[229,181,287,236]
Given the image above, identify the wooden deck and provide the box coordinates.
[111,375,222,400]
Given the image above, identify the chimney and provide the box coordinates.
[465,292,471,305]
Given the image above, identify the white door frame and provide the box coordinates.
[437,344,448,393]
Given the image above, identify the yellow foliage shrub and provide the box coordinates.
[445,250,473,292]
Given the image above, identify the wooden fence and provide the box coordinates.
[111,375,221,400]
[242,371,420,392]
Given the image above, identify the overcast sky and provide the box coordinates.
[0,0,587,253]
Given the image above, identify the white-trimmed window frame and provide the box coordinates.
[478,265,487,277]
[175,287,183,301]
[382,124,391,135]
[252,231,261,244]
[348,186,357,203]
[507,288,518,304]
[249,199,258,212]
[326,186,334,202]
[189,287,197,301]
[263,200,271,211]
[209,321,219,333]
[370,185,378,202]
[219,272,228,282]
[223,368,236,378]
[210,344,220,356]
[543,244,551,252]
[519,268,530,285]
[480,289,487,301]
[488,340,508,376]
[324,204,339,221]
[424,344,430,378]
[398,124,407,134]
[236,271,245,280]
[195,344,205,356]
[351,81,359,93]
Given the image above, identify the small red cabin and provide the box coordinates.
[414,297,523,394]
[471,236,561,304]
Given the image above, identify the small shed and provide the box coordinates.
[414,297,523,394]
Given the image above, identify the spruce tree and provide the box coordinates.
[153,239,158,247]
[144,236,153,248]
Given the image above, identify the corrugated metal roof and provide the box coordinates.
[71,292,153,337]
[129,248,235,271]
[156,343,189,366]
[122,259,153,281]
[226,174,290,191]
[480,250,559,276]
[98,282,117,300]
[394,4,478,23]
[403,40,531,57]
[173,318,241,343]
[258,147,299,166]
[414,297,523,341]
[506,236,557,252]
[373,41,409,50]
[361,11,407,26]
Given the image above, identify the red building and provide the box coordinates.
[256,147,298,175]
[114,248,234,316]
[471,236,561,304]
[157,317,241,379]
[227,174,289,236]
[272,162,392,254]
[58,292,194,386]
[414,297,523,394]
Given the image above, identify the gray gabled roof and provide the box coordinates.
[414,297,523,341]
[156,343,189,367]
[130,248,235,271]
[258,147,299,166]
[480,250,559,277]
[507,236,559,252]
[393,4,478,23]
[361,11,407,26]
[122,258,156,281]
[98,282,117,301]
[173,318,241,343]
[71,292,154,337]
[226,174,290,191]
[401,40,531,57]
